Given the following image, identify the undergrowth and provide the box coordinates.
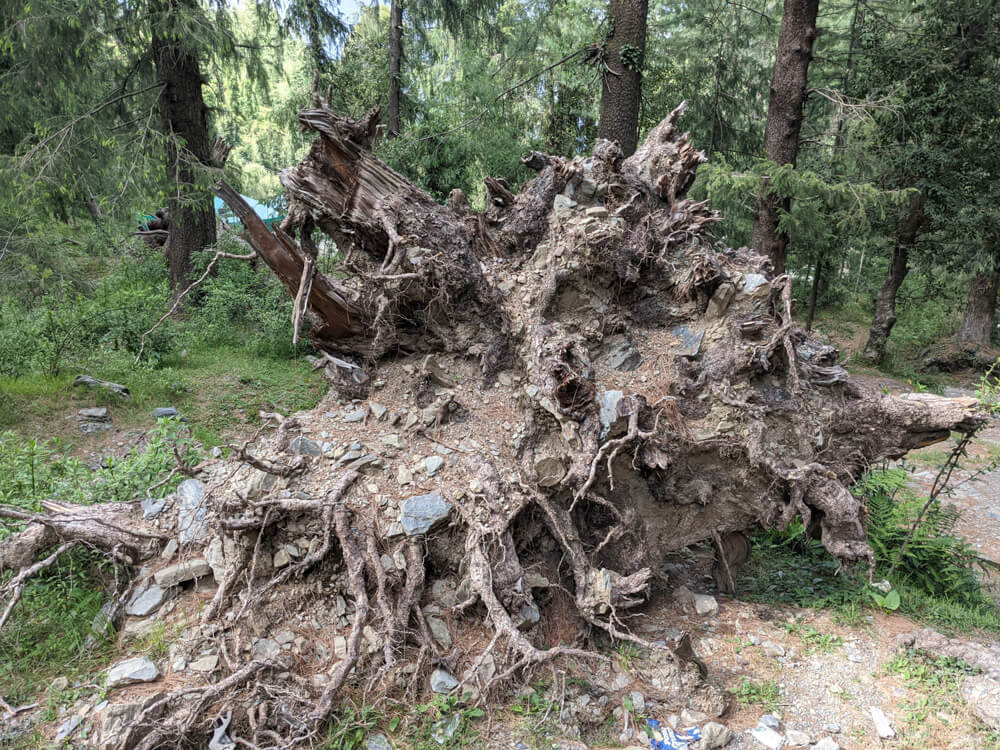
[738,464,1000,634]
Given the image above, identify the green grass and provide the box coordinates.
[730,678,781,712]
[0,343,327,448]
[0,549,115,705]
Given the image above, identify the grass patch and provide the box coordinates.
[730,678,781,712]
[738,467,1000,635]
[0,549,115,705]
[0,344,327,448]
[884,650,989,746]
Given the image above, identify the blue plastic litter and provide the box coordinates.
[646,719,702,750]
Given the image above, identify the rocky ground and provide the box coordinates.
[5,365,1000,750]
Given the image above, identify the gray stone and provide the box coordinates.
[150,407,179,418]
[694,594,719,616]
[628,691,645,713]
[205,537,225,583]
[107,657,160,688]
[598,390,624,438]
[243,469,277,500]
[288,436,322,456]
[600,334,642,371]
[553,194,577,220]
[762,641,785,657]
[519,602,541,625]
[963,675,1000,729]
[424,455,445,476]
[427,616,452,649]
[126,584,167,616]
[141,497,166,518]
[812,740,839,750]
[400,492,452,536]
[370,402,388,420]
[161,538,179,560]
[430,668,458,693]
[55,714,83,742]
[585,206,609,218]
[784,730,810,747]
[695,722,733,749]
[705,283,735,320]
[333,635,348,659]
[671,325,705,358]
[189,654,219,672]
[176,479,208,544]
[344,408,367,423]
[749,724,783,750]
[153,559,211,587]
[273,548,293,568]
[741,273,769,294]
[342,454,382,472]
[80,420,112,434]
[274,629,296,645]
[869,707,894,738]
[758,714,781,731]
[421,355,453,387]
[122,618,160,641]
[77,407,110,422]
[365,734,394,750]
[50,677,70,693]
[253,639,281,659]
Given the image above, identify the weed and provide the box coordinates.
[615,641,640,672]
[782,620,843,654]
[409,695,483,749]
[730,678,781,712]
[323,701,385,750]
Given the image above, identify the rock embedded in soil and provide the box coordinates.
[429,668,458,693]
[126,584,168,617]
[176,478,208,544]
[399,492,451,536]
[153,559,211,587]
[963,675,1000,730]
[812,739,840,750]
[694,722,733,750]
[869,706,894,738]
[784,729,810,747]
[106,657,160,688]
[287,435,323,456]
[693,594,718,616]
[150,407,179,418]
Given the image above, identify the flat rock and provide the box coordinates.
[750,724,783,750]
[365,734,394,750]
[153,559,211,587]
[141,497,166,519]
[598,390,624,438]
[54,714,82,742]
[126,584,167,617]
[400,492,451,536]
[287,436,322,456]
[344,407,367,423]
[77,407,111,422]
[812,739,839,750]
[742,273,769,294]
[535,456,566,487]
[963,675,1000,729]
[424,455,445,476]
[671,324,705,358]
[253,639,281,659]
[107,657,160,688]
[869,707,894,738]
[176,479,208,544]
[430,668,458,693]
[427,616,452,649]
[189,654,219,672]
[150,407,179,418]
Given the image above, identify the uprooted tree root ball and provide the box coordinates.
[0,93,985,749]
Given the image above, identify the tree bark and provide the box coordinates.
[387,0,403,138]
[805,248,824,331]
[597,0,648,157]
[958,264,1000,350]
[751,0,819,276]
[863,191,924,362]
[151,0,217,295]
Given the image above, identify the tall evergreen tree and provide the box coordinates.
[597,0,648,156]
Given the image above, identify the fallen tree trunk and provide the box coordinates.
[3,90,987,750]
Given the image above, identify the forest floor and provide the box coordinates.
[4,356,1000,750]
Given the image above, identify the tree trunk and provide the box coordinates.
[387,0,403,138]
[751,0,819,276]
[863,191,924,362]
[151,0,217,295]
[958,265,1000,350]
[805,248,824,331]
[597,0,648,157]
